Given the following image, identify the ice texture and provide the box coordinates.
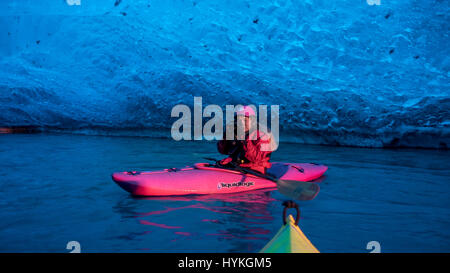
[0,0,449,148]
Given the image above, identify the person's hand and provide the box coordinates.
[218,157,233,166]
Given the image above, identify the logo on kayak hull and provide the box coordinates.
[217,181,255,189]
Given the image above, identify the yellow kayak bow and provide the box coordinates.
[260,214,319,253]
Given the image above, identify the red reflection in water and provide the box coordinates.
[242,214,273,220]
[202,219,220,223]
[139,220,182,229]
[0,126,38,134]
[247,228,271,235]
[0,128,13,134]
[136,203,239,217]
[135,188,277,246]
[175,231,191,236]
[135,189,278,220]
[136,188,277,203]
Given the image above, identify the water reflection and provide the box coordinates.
[112,188,280,252]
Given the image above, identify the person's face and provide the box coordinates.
[237,115,251,133]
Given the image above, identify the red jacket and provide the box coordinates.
[217,130,273,174]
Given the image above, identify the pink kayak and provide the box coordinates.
[112,162,327,196]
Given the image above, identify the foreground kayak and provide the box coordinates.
[112,162,327,196]
[260,214,319,253]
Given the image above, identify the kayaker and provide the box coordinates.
[217,105,277,174]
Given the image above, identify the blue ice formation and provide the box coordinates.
[0,0,449,148]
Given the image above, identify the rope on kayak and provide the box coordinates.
[282,200,300,226]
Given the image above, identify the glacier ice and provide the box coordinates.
[0,0,448,148]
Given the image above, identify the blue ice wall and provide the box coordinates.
[0,0,449,148]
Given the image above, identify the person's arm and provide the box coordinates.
[243,131,273,163]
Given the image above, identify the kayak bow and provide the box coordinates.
[260,201,319,253]
[260,215,319,253]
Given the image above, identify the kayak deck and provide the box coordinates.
[260,215,319,253]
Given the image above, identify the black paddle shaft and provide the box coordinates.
[202,157,320,201]
[203,157,277,182]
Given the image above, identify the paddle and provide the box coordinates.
[203,157,320,201]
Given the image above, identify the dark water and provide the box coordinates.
[0,133,449,253]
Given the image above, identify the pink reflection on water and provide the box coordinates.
[137,188,277,203]
[139,220,182,229]
[247,228,271,235]
[136,203,238,217]
[202,219,221,223]
[175,231,191,236]
[134,188,278,246]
